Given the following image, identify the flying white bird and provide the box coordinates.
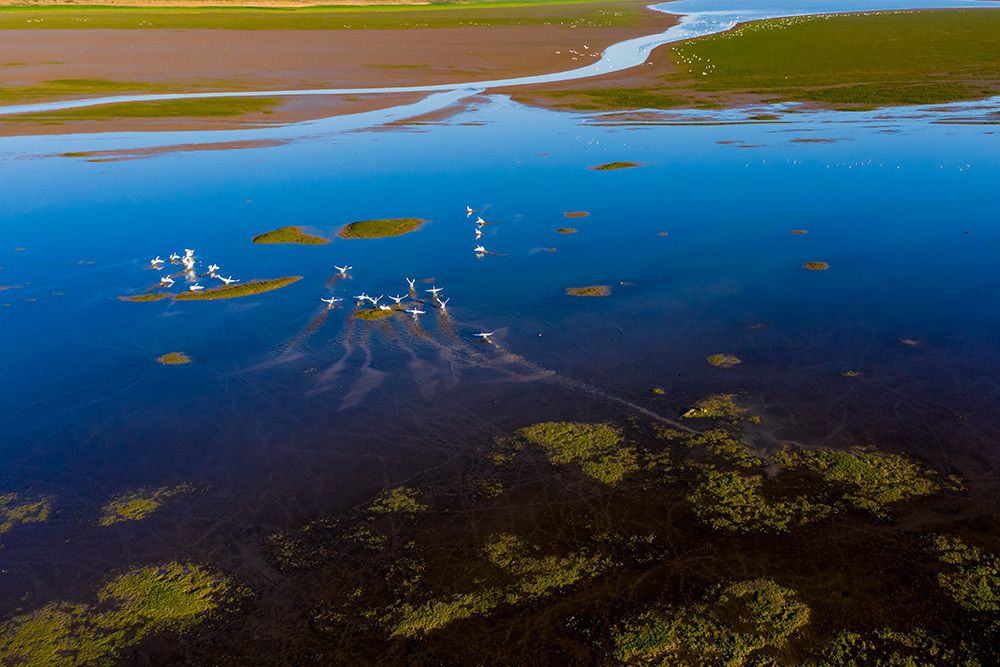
[369,295,383,305]
[476,217,487,226]
[475,228,483,239]
[208,264,220,273]
[150,256,163,265]
[406,308,425,316]
[219,276,239,285]
[475,332,495,341]
[466,205,473,217]
[406,277,416,290]
[334,265,352,276]
[378,304,392,311]
[189,283,205,292]
[389,295,405,304]
[169,252,180,261]
[438,298,450,311]
[184,248,195,258]
[426,286,444,296]
[354,292,369,302]
[160,276,174,287]
[474,245,487,254]
[320,296,342,307]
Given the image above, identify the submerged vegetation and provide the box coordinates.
[0,493,51,536]
[353,308,396,321]
[0,563,235,666]
[517,421,638,485]
[930,534,1000,615]
[339,218,425,239]
[706,353,742,368]
[173,276,301,301]
[369,487,428,515]
[251,226,329,245]
[566,285,611,297]
[99,485,193,526]
[156,352,191,365]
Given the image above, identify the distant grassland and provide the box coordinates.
[525,10,1000,111]
[6,97,279,121]
[0,0,647,30]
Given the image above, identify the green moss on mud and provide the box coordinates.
[0,493,51,536]
[813,627,980,666]
[930,534,1000,615]
[99,485,192,526]
[682,394,747,421]
[369,487,428,515]
[590,161,641,171]
[353,308,396,321]
[518,421,639,485]
[339,218,425,239]
[251,226,329,245]
[156,352,190,365]
[706,353,742,368]
[566,285,611,297]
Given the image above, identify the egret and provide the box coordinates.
[405,308,425,316]
[426,286,444,296]
[475,332,495,341]
[160,276,174,287]
[474,245,487,254]
[466,205,473,217]
[219,276,239,285]
[320,296,342,307]
[476,216,487,226]
[150,256,163,265]
[475,228,483,239]
[169,252,180,262]
[208,263,220,273]
[354,292,369,302]
[370,295,383,306]
[406,277,416,290]
[378,304,392,311]
[184,248,195,258]
[438,298,450,311]
[189,283,205,292]
[335,265,352,276]
[389,295,405,304]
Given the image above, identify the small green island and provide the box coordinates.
[251,226,329,245]
[566,285,611,297]
[589,161,641,171]
[556,227,577,234]
[174,277,301,301]
[339,218,425,239]
[156,352,191,365]
[802,261,830,271]
[353,308,396,321]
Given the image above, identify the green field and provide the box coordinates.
[0,0,646,30]
[525,9,1000,111]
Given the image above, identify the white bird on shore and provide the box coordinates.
[474,245,487,254]
[475,332,495,342]
[160,276,174,287]
[406,277,416,290]
[208,263,220,273]
[150,256,163,266]
[335,265,352,276]
[466,205,474,217]
[405,308,425,317]
[389,295,405,304]
[219,276,239,285]
[189,283,205,292]
[426,286,444,296]
[320,296,342,307]
[438,298,450,311]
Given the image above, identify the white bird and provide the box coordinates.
[354,292,369,302]
[426,286,444,296]
[475,228,483,239]
[335,265,352,276]
[378,304,392,311]
[182,256,195,269]
[189,283,205,292]
[389,295,405,304]
[150,256,163,265]
[369,295,383,306]
[208,263,220,273]
[475,332,495,341]
[406,308,425,316]
[169,252,180,261]
[466,205,474,217]
[406,277,416,290]
[476,216,487,226]
[474,245,487,254]
[438,298,450,311]
[184,248,195,258]
[160,276,174,287]
[219,276,239,285]
[320,296,342,307]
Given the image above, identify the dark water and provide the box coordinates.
[1,95,999,662]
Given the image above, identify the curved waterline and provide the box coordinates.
[0,0,994,117]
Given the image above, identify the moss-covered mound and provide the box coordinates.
[251,226,329,245]
[339,218,425,239]
[518,422,638,486]
[590,161,640,171]
[706,354,742,368]
[0,493,50,536]
[99,485,192,526]
[156,352,191,366]
[119,293,168,303]
[802,261,830,271]
[0,563,234,666]
[682,394,746,421]
[790,229,809,235]
[613,578,810,666]
[930,534,999,614]
[556,227,577,234]
[353,308,395,321]
[815,627,979,666]
[369,487,428,515]
[174,276,300,301]
[566,285,611,297]
[563,211,590,218]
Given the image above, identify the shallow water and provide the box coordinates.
[1,2,1000,663]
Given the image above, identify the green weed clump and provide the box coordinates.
[706,354,742,368]
[590,161,641,171]
[0,563,234,666]
[251,226,329,245]
[339,218,425,239]
[613,578,810,666]
[682,394,746,421]
[0,493,51,536]
[930,534,999,615]
[369,487,428,515]
[813,627,979,666]
[99,485,192,526]
[518,421,638,485]
[156,352,191,365]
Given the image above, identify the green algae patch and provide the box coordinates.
[773,447,939,519]
[682,394,746,421]
[251,226,329,245]
[369,487,428,515]
[802,261,830,271]
[686,429,763,468]
[156,352,190,366]
[173,276,300,301]
[0,562,234,667]
[613,578,810,666]
[387,533,608,638]
[99,485,193,526]
[590,161,641,171]
[353,308,395,321]
[338,218,425,239]
[815,627,979,666]
[563,211,590,218]
[119,293,168,303]
[0,493,51,536]
[930,534,1000,614]
[706,353,742,368]
[687,466,834,534]
[518,421,638,486]
[556,227,578,234]
[566,285,611,297]
[10,97,278,122]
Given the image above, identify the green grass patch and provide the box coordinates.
[156,352,191,365]
[173,276,301,301]
[0,78,166,104]
[353,308,396,321]
[802,261,830,271]
[613,578,810,665]
[706,353,742,368]
[0,563,234,667]
[99,485,192,526]
[518,421,639,485]
[251,226,329,245]
[0,493,51,536]
[369,487,428,514]
[590,161,640,171]
[8,97,279,122]
[930,534,1000,615]
[566,285,610,297]
[119,293,169,302]
[681,394,746,421]
[339,218,425,239]
[815,627,979,666]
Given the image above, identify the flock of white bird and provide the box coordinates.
[149,248,239,292]
[319,206,495,343]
